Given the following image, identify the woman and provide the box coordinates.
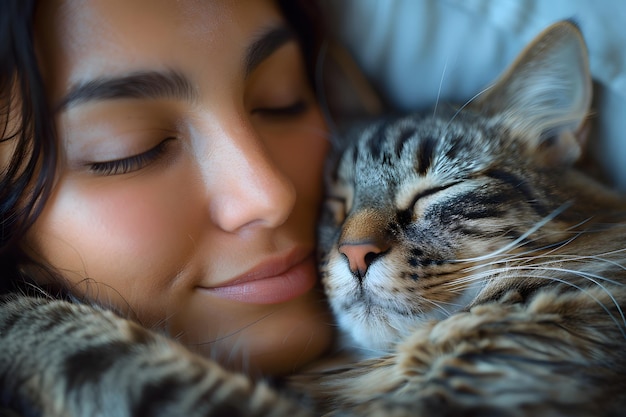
[0,0,334,377]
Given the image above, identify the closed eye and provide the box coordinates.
[410,181,462,208]
[89,137,176,176]
[324,195,347,225]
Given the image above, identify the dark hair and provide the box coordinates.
[277,0,325,88]
[0,1,324,296]
[0,0,57,294]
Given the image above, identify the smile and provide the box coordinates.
[198,249,318,304]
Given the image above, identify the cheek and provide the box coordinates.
[275,112,329,205]
[84,185,186,260]
[27,165,204,309]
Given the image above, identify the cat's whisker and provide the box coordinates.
[458,241,562,271]
[443,84,494,130]
[526,266,626,319]
[481,242,626,275]
[472,235,586,270]
[453,202,574,266]
[445,269,500,289]
[417,296,456,317]
[455,213,592,272]
[519,252,626,275]
[433,56,449,118]
[563,216,596,232]
[457,261,625,290]
[459,264,626,334]
[487,233,625,269]
[448,267,626,340]
[528,274,626,340]
[515,237,583,266]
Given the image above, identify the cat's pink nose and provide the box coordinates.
[338,242,387,278]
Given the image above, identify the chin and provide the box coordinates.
[181,289,335,376]
[244,290,335,376]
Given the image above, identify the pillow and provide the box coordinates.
[319,0,626,190]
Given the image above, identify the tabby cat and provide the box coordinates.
[297,21,626,416]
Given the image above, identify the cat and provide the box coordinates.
[295,21,626,416]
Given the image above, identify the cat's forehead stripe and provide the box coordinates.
[365,121,389,158]
[360,122,414,165]
[393,127,417,158]
[417,136,437,175]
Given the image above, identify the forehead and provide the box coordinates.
[34,0,282,105]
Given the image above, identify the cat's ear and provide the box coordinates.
[472,21,592,165]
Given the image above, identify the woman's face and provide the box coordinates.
[28,0,333,374]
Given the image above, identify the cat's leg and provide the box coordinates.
[0,295,311,417]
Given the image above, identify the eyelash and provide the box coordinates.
[87,101,306,176]
[89,137,175,176]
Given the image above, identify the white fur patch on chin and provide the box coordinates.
[327,257,423,354]
[335,305,421,356]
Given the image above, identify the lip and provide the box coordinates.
[198,248,318,304]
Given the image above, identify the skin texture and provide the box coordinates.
[23,0,333,375]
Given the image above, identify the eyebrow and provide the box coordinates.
[245,25,295,77]
[55,70,195,111]
[56,25,296,112]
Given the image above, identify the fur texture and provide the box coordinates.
[296,22,626,416]
[0,295,310,417]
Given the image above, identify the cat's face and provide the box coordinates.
[318,22,592,352]
[319,114,560,350]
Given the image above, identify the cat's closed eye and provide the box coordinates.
[407,181,463,213]
[323,196,348,225]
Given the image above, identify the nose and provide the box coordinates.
[336,208,392,279]
[208,126,296,233]
[338,241,388,278]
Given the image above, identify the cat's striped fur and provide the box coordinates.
[297,22,626,416]
[0,295,310,417]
